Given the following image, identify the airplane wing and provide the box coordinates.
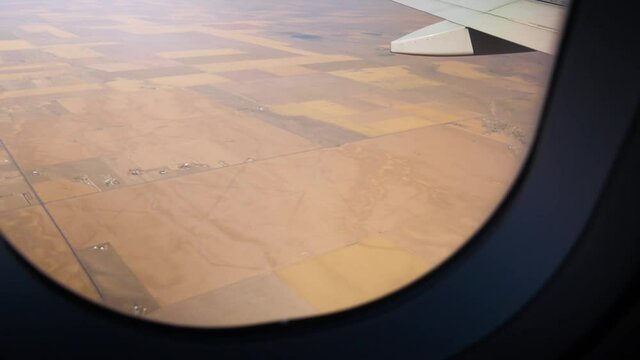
[390,0,568,55]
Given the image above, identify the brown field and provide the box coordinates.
[0,0,553,326]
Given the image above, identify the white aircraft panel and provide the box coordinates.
[489,0,565,31]
[441,0,517,12]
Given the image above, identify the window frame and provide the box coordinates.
[1,0,639,357]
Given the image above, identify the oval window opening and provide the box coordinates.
[0,0,568,327]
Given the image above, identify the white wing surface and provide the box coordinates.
[391,0,568,55]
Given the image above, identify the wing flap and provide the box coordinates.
[391,21,474,56]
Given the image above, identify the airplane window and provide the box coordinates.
[0,0,568,327]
